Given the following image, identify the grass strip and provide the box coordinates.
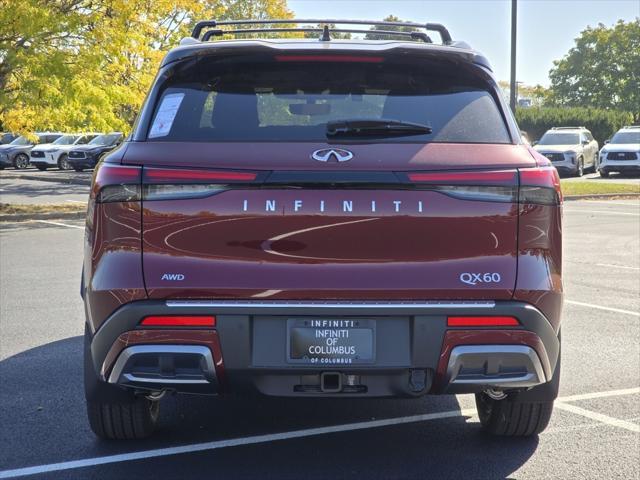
[561,181,639,196]
[0,203,85,215]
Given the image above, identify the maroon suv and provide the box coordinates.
[83,19,562,440]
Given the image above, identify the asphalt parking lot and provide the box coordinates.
[0,199,638,479]
[0,170,90,205]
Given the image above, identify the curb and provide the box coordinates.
[0,211,85,222]
[564,193,640,201]
[3,173,91,186]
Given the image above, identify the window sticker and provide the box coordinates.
[148,93,185,138]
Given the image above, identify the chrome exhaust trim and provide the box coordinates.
[445,345,546,390]
[108,345,218,394]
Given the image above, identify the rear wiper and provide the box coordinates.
[326,119,432,138]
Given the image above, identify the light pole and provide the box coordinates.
[509,0,517,113]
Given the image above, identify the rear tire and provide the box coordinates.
[574,158,584,177]
[86,397,160,440]
[84,324,160,439]
[599,169,610,178]
[74,167,84,172]
[475,393,554,436]
[58,154,70,170]
[36,165,48,171]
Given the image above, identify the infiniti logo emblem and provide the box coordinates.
[311,148,353,163]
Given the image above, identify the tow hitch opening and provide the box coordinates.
[321,372,342,392]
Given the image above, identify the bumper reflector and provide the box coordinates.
[141,316,216,327]
[447,316,519,327]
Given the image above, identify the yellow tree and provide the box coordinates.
[0,0,292,135]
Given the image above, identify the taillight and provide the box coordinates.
[407,171,517,184]
[144,168,257,183]
[447,316,520,327]
[93,164,142,203]
[142,167,259,201]
[406,170,518,203]
[519,167,562,205]
[141,315,216,327]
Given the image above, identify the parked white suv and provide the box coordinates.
[598,126,640,177]
[29,134,98,170]
[533,127,598,177]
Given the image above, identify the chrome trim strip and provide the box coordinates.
[446,345,546,389]
[165,300,496,309]
[121,374,209,385]
[108,345,215,385]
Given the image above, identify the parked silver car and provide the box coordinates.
[533,127,599,177]
[598,126,640,177]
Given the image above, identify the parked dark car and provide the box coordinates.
[0,132,63,169]
[0,132,17,145]
[83,19,562,440]
[67,133,124,171]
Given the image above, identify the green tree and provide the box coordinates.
[365,15,418,41]
[498,81,551,107]
[547,19,640,119]
[303,24,352,40]
[0,0,292,134]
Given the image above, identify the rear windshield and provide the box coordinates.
[146,55,510,144]
[538,132,579,145]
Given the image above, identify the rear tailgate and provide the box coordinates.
[133,143,533,301]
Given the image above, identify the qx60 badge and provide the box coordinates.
[311,148,353,163]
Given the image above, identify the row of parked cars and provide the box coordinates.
[1,126,638,177]
[528,125,640,178]
[0,132,123,172]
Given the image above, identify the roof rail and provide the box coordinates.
[552,126,586,130]
[622,125,640,129]
[191,19,453,44]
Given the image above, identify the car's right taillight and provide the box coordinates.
[405,170,518,203]
[519,167,563,206]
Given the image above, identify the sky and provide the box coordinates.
[288,0,639,86]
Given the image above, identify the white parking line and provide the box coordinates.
[565,300,639,317]
[0,408,476,478]
[0,387,638,479]
[555,403,640,433]
[563,209,640,217]
[33,220,84,230]
[583,200,640,207]
[558,387,640,403]
[595,263,640,271]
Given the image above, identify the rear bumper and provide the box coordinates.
[88,300,560,398]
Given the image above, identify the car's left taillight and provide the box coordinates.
[92,164,142,203]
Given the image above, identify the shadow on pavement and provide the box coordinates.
[0,180,89,199]
[0,337,539,479]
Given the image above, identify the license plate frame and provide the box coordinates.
[286,318,376,366]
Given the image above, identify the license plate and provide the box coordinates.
[287,318,375,365]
